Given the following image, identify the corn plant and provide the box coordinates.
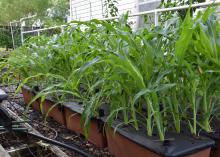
[1,6,220,141]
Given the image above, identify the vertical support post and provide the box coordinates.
[69,0,72,21]
[75,7,78,19]
[19,15,36,44]
[135,0,140,30]
[89,1,92,20]
[20,19,24,44]
[101,0,104,17]
[9,22,15,49]
[37,31,40,36]
[154,10,159,26]
[61,26,65,33]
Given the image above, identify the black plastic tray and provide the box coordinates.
[109,119,214,157]
[63,102,84,114]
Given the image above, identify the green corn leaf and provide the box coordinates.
[175,9,193,63]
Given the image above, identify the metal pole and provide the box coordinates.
[20,19,24,44]
[101,0,104,17]
[135,0,140,30]
[75,7,78,19]
[61,25,65,33]
[89,1,92,20]
[20,15,37,44]
[22,25,64,34]
[9,22,15,49]
[20,15,36,22]
[154,11,158,26]
[69,0,72,21]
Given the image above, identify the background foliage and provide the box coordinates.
[0,0,69,50]
[0,0,69,25]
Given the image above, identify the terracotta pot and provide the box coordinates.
[106,128,160,157]
[105,120,214,157]
[22,86,65,125]
[64,103,107,148]
[106,128,211,157]
[42,99,66,126]
[21,86,40,111]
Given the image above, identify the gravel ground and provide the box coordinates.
[2,85,113,157]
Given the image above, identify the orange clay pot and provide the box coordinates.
[64,103,107,148]
[105,120,214,157]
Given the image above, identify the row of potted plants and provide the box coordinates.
[21,85,107,147]
[21,84,215,157]
[0,6,220,157]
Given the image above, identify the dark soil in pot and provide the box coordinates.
[105,119,214,157]
[4,86,113,157]
[64,102,107,148]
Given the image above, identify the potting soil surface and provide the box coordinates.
[2,85,113,157]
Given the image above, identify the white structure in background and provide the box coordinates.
[136,0,161,27]
[69,0,214,25]
[69,0,161,28]
[17,0,220,45]
[70,0,136,21]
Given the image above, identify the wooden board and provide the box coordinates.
[1,103,69,157]
[0,144,10,157]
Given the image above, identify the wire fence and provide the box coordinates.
[9,21,21,49]
[12,0,220,45]
[70,0,137,20]
[9,21,43,49]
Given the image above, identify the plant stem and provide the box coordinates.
[146,97,152,136]
[173,92,180,133]
[202,84,211,132]
[145,95,164,141]
[192,81,197,135]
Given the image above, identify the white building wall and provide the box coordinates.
[69,0,161,29]
[70,0,137,21]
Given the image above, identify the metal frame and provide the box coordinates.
[22,25,66,35]
[9,21,18,49]
[19,0,220,44]
[69,0,72,21]
[9,20,22,49]
[20,15,36,43]
[100,0,220,25]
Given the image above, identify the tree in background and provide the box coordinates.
[0,27,12,50]
[0,0,69,25]
[104,0,119,17]
[34,0,69,26]
[160,0,206,20]
[0,0,69,50]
